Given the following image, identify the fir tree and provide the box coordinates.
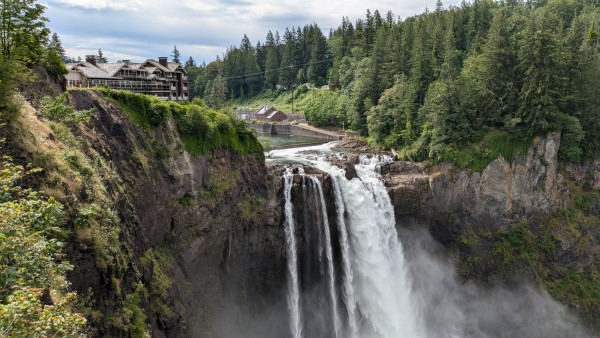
[171,45,181,63]
[97,48,108,63]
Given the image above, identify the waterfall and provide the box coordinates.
[270,143,591,338]
[330,176,358,338]
[283,168,303,338]
[307,176,341,338]
[280,158,421,338]
[324,160,421,338]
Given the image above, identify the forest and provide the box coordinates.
[186,0,600,165]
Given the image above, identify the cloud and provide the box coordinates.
[45,0,461,64]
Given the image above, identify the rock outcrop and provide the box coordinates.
[382,132,568,238]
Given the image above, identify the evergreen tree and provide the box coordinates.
[279,28,296,86]
[171,45,181,63]
[185,56,196,68]
[517,10,568,134]
[467,8,519,127]
[264,30,280,89]
[49,32,66,62]
[97,48,108,63]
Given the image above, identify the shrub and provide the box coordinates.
[0,158,86,336]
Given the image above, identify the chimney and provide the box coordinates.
[85,55,97,66]
[119,59,130,64]
[158,57,168,67]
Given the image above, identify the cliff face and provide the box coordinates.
[15,91,286,337]
[7,87,599,335]
[383,132,568,240]
[380,132,600,327]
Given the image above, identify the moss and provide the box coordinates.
[545,270,600,323]
[239,196,266,220]
[140,248,174,319]
[178,196,192,206]
[492,221,555,268]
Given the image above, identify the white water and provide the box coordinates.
[329,159,421,337]
[331,176,359,338]
[283,168,303,338]
[269,143,592,338]
[308,176,341,338]
[273,144,422,338]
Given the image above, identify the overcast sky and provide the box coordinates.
[45,0,462,65]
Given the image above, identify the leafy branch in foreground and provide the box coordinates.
[0,157,86,337]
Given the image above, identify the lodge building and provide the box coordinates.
[65,56,189,101]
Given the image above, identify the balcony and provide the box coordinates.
[170,86,176,91]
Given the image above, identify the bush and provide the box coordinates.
[0,158,86,336]
[40,93,94,122]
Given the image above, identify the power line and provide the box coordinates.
[221,59,330,81]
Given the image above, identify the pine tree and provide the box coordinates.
[517,10,568,134]
[264,30,279,89]
[49,33,66,62]
[279,28,296,86]
[185,56,196,68]
[468,8,519,127]
[97,48,108,63]
[171,45,181,63]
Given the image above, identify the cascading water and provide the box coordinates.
[271,143,592,338]
[326,158,421,338]
[275,145,421,338]
[307,176,341,338]
[283,168,302,338]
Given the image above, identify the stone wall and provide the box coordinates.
[252,123,341,140]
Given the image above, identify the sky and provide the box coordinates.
[45,0,462,65]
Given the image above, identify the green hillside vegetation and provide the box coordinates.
[102,89,263,156]
[0,158,86,336]
[187,0,600,168]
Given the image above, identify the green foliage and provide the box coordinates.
[193,0,600,164]
[140,249,173,318]
[304,90,342,127]
[0,0,49,64]
[545,270,600,321]
[104,89,168,128]
[104,90,263,156]
[239,196,266,220]
[40,92,94,122]
[0,286,86,337]
[0,58,23,123]
[493,222,555,267]
[0,158,86,336]
[425,130,532,172]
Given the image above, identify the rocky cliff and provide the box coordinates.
[5,87,599,335]
[379,132,600,327]
[3,89,298,337]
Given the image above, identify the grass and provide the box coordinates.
[239,196,266,220]
[232,86,323,116]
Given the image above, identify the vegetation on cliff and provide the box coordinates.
[0,157,86,337]
[103,89,263,156]
[188,0,600,167]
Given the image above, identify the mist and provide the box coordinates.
[399,225,594,338]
